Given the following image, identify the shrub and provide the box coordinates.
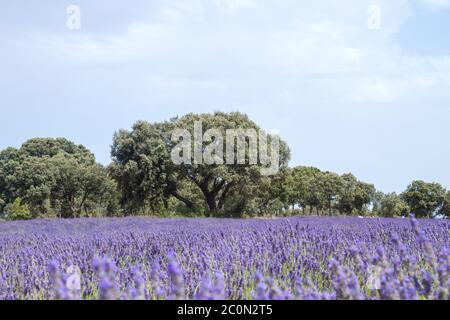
[6,198,32,220]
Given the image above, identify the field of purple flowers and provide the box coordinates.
[0,215,448,300]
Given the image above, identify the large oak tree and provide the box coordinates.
[110,112,290,216]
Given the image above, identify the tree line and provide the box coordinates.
[0,112,448,220]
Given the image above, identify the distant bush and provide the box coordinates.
[6,198,32,220]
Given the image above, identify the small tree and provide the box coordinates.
[7,198,32,220]
[401,180,446,218]
[317,171,342,216]
[336,173,375,215]
[379,193,410,217]
[287,166,322,214]
[439,191,450,218]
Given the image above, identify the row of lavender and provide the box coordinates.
[0,216,448,300]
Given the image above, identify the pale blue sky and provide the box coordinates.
[1,0,449,193]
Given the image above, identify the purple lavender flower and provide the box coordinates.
[0,216,447,300]
[167,252,185,300]
[94,257,119,300]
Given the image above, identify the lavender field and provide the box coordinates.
[0,216,448,300]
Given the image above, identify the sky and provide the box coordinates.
[0,0,449,193]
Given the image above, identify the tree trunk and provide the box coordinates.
[170,191,195,210]
[205,193,217,214]
[329,197,332,216]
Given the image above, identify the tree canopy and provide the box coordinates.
[0,113,448,219]
[401,180,446,218]
[110,112,290,216]
[0,138,116,218]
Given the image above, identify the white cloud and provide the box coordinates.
[266,22,364,75]
[52,22,170,62]
[29,0,450,103]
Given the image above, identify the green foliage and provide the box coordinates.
[318,171,343,216]
[6,198,32,220]
[20,138,95,163]
[336,173,375,215]
[244,169,290,216]
[286,168,375,216]
[111,112,291,217]
[110,120,173,214]
[376,193,410,217]
[171,112,290,216]
[0,113,448,219]
[287,166,321,212]
[0,196,5,215]
[0,138,116,218]
[439,191,450,218]
[50,154,118,218]
[401,180,446,218]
